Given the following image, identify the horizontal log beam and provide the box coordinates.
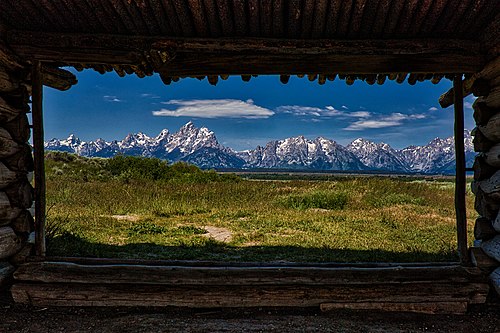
[470,247,500,269]
[320,301,468,315]
[14,262,486,286]
[478,113,500,142]
[11,282,489,308]
[481,235,500,263]
[0,226,21,260]
[5,31,484,74]
[41,66,77,91]
[0,191,22,223]
[158,53,480,77]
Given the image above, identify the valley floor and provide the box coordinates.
[45,169,475,262]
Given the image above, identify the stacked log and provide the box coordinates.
[471,56,500,296]
[0,54,33,287]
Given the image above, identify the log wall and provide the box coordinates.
[0,46,33,288]
[471,56,500,296]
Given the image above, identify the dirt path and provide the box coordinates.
[1,292,500,333]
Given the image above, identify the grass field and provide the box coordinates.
[44,152,476,263]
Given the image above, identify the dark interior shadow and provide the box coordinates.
[47,232,458,264]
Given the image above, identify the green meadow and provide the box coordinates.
[44,152,476,262]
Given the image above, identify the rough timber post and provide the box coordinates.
[32,60,45,257]
[470,56,500,296]
[453,76,469,264]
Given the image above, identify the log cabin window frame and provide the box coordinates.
[29,65,470,265]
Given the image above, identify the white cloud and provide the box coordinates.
[103,95,122,102]
[428,106,439,111]
[276,105,368,118]
[153,99,274,119]
[141,93,160,99]
[345,112,427,131]
[341,105,349,109]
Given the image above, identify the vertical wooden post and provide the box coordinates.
[32,60,46,256]
[453,75,469,264]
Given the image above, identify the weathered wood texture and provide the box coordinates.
[454,76,468,264]
[0,191,21,223]
[14,262,486,286]
[474,217,497,240]
[11,262,488,310]
[2,114,30,143]
[474,188,500,220]
[10,210,33,235]
[484,144,500,168]
[0,96,23,123]
[440,56,500,108]
[32,60,45,257]
[473,171,500,221]
[9,243,32,265]
[478,113,500,143]
[2,145,33,173]
[6,31,484,74]
[0,226,21,260]
[491,267,500,296]
[470,247,500,270]
[11,281,488,308]
[494,210,500,233]
[0,128,23,158]
[484,86,500,109]
[0,161,23,189]
[473,155,497,181]
[0,40,23,71]
[41,65,77,91]
[481,235,500,263]
[474,97,497,125]
[320,301,468,315]
[0,67,18,92]
[0,261,14,287]
[473,128,495,152]
[4,180,33,209]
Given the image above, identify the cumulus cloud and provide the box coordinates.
[345,112,427,131]
[152,99,274,119]
[276,105,369,118]
[103,95,122,102]
[428,106,439,111]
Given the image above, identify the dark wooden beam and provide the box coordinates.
[31,60,45,257]
[157,53,481,76]
[5,30,484,74]
[41,66,78,91]
[14,262,486,286]
[453,75,469,265]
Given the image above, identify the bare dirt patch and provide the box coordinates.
[202,226,233,242]
[110,215,142,222]
[1,301,500,333]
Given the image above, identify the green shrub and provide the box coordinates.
[128,221,167,235]
[279,191,348,210]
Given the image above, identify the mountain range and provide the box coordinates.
[45,121,475,174]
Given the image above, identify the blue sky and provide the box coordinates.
[43,70,476,151]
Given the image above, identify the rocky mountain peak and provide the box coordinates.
[45,124,476,174]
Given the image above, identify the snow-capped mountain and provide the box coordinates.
[237,136,365,170]
[346,138,409,173]
[44,123,475,174]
